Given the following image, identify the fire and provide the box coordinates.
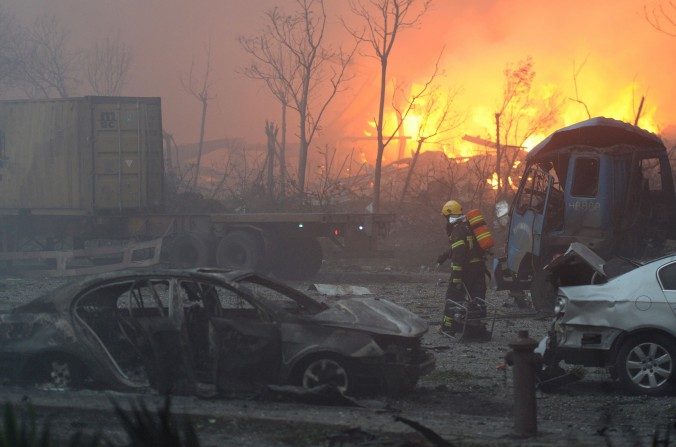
[487,172,499,190]
[361,77,665,166]
[486,171,519,191]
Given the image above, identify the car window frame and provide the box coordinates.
[657,261,676,291]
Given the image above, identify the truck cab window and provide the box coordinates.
[516,173,535,214]
[640,157,662,192]
[571,157,599,197]
[530,171,549,213]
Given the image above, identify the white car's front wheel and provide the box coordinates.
[616,334,676,396]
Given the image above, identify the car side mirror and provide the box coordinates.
[495,200,510,226]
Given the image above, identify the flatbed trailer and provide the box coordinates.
[0,211,394,278]
[0,96,394,278]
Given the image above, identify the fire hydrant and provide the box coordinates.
[505,330,539,437]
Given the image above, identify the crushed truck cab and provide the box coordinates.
[495,117,676,311]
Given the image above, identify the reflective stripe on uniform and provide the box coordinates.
[451,239,465,249]
[451,265,462,271]
[469,258,483,263]
[452,278,463,284]
[468,215,483,225]
[476,232,491,241]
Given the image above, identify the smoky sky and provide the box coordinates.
[4,0,675,148]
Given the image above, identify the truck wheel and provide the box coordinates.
[615,334,675,396]
[530,268,557,314]
[272,237,322,280]
[216,231,264,271]
[161,233,210,268]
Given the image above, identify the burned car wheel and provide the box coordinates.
[299,356,351,394]
[616,335,676,396]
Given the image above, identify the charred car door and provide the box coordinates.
[120,278,195,392]
[506,166,554,274]
[180,280,281,390]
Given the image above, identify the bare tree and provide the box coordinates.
[86,36,132,96]
[264,121,278,201]
[346,0,433,212]
[569,57,592,119]
[11,15,79,98]
[242,0,356,197]
[645,0,676,36]
[180,41,216,191]
[240,30,293,199]
[400,86,462,200]
[494,57,560,199]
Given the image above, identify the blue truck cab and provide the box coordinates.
[495,117,676,310]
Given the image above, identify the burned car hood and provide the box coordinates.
[544,242,642,287]
[545,242,607,286]
[311,297,428,337]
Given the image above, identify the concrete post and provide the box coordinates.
[507,330,538,437]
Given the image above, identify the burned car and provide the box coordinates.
[537,243,676,395]
[0,269,434,395]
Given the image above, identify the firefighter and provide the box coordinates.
[436,200,488,339]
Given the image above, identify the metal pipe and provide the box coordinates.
[137,101,142,209]
[507,330,538,437]
[117,103,122,211]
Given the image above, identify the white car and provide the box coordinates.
[537,243,676,395]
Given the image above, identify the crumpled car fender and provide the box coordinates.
[559,267,676,351]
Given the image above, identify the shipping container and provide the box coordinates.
[0,96,163,213]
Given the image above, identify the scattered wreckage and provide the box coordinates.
[536,243,676,395]
[0,269,434,395]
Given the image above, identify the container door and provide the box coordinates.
[506,166,553,273]
[93,101,145,210]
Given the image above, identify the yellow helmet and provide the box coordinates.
[441,200,462,217]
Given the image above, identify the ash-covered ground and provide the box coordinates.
[0,263,674,446]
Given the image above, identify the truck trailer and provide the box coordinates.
[0,96,393,277]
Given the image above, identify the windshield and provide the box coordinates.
[234,274,327,315]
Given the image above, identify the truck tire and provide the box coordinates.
[271,237,322,280]
[216,231,264,271]
[161,232,210,268]
[530,268,557,314]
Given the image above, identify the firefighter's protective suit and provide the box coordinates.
[437,217,487,336]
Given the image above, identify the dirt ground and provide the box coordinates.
[0,262,675,446]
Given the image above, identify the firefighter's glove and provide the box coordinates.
[437,253,448,265]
